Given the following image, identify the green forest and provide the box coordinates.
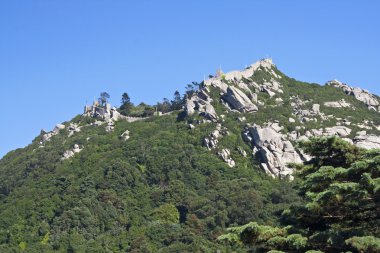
[0,64,379,252]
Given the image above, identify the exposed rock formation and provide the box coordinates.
[68,123,81,137]
[205,58,275,85]
[105,120,115,132]
[203,125,228,150]
[289,125,352,143]
[188,59,287,118]
[243,123,303,179]
[84,101,126,121]
[327,80,379,111]
[222,86,258,112]
[324,126,352,137]
[312,104,320,114]
[204,79,228,93]
[62,144,82,160]
[185,88,218,122]
[120,130,130,141]
[290,97,322,123]
[40,124,66,145]
[203,134,219,150]
[354,132,380,149]
[217,149,235,167]
[324,99,352,108]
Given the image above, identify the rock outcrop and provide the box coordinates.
[84,101,126,121]
[217,149,235,168]
[205,58,275,86]
[185,87,218,122]
[68,123,81,137]
[327,80,379,111]
[324,126,352,137]
[105,120,115,132]
[324,99,352,108]
[203,124,228,150]
[40,124,66,145]
[222,86,258,112]
[120,130,130,141]
[188,59,287,118]
[62,144,82,160]
[354,132,380,149]
[243,123,303,179]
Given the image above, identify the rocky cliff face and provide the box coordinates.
[243,123,304,179]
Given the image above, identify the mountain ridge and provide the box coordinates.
[0,58,379,252]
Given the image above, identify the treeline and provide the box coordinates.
[96,81,202,118]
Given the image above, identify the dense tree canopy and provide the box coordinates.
[219,137,380,253]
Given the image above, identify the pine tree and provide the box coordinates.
[219,137,380,253]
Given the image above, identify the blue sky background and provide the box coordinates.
[1,0,379,158]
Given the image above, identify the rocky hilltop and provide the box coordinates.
[184,59,380,178]
[37,59,380,179]
[0,58,379,252]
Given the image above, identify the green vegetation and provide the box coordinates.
[0,112,299,252]
[219,137,380,252]
[1,64,380,252]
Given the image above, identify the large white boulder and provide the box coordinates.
[354,134,380,149]
[245,124,304,179]
[217,148,235,167]
[222,86,258,112]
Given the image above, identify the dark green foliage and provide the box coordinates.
[2,63,380,252]
[171,90,184,111]
[220,137,380,252]
[98,92,110,107]
[120,92,134,116]
[0,112,298,252]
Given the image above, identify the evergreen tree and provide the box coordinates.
[156,98,171,113]
[171,90,183,110]
[98,92,110,106]
[120,92,133,116]
[220,137,380,253]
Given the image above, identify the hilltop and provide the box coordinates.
[0,59,379,252]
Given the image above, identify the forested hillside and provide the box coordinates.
[0,59,379,252]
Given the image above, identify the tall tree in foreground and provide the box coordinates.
[219,137,380,253]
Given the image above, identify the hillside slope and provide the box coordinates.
[0,59,379,252]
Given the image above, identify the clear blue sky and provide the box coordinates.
[1,0,379,158]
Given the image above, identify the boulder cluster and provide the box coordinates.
[243,122,305,179]
[185,87,218,122]
[324,99,352,108]
[84,102,125,121]
[327,79,380,111]
[185,58,282,121]
[40,123,66,146]
[62,144,82,160]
